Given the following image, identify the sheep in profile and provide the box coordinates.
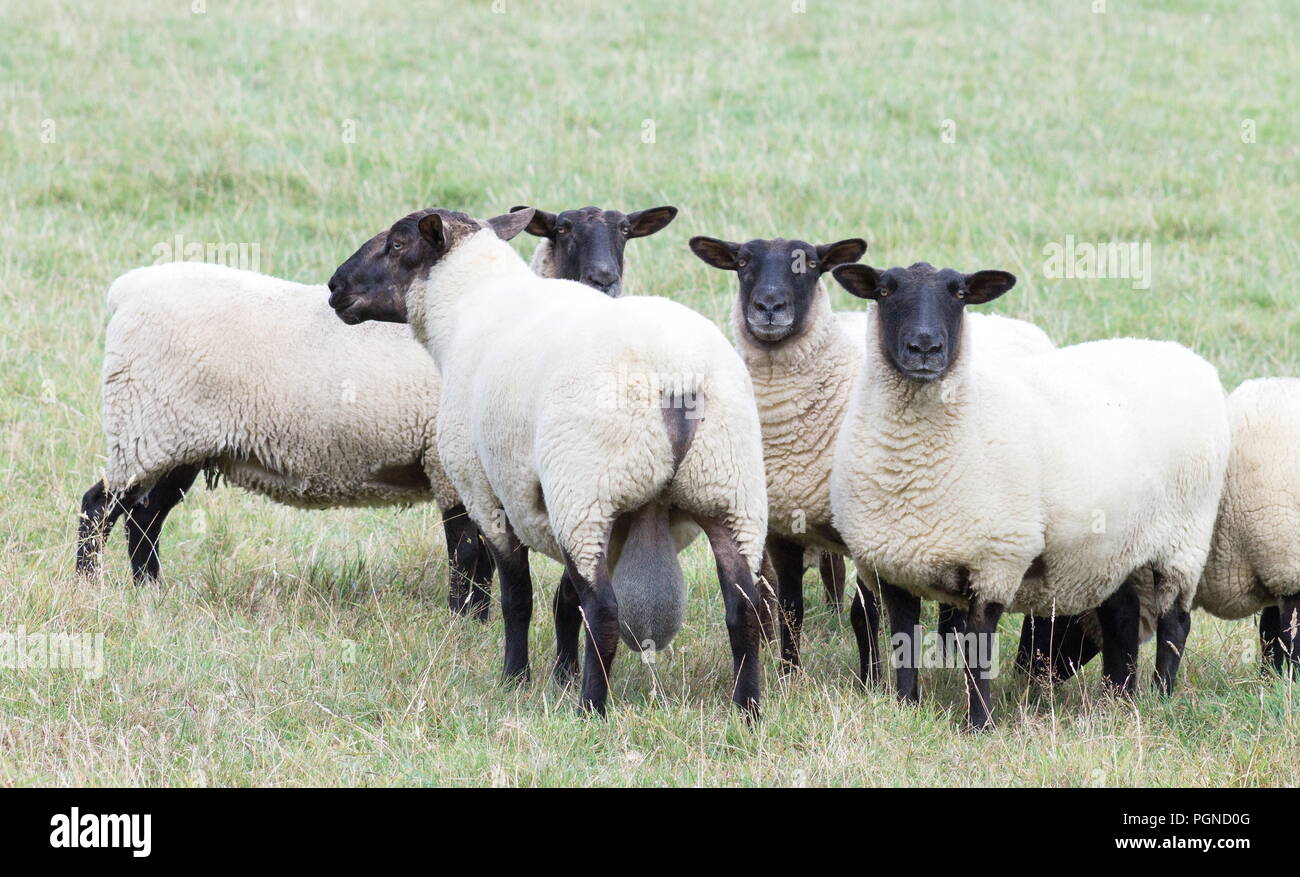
[327,207,770,716]
[829,261,1229,730]
[76,260,492,609]
[690,236,1054,686]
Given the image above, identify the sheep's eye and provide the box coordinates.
[620,224,631,236]
[878,287,891,298]
[736,258,748,269]
[391,241,403,253]
[556,226,570,236]
[807,260,818,270]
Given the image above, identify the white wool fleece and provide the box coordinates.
[832,309,1230,617]
[101,262,458,509]
[528,238,556,279]
[1196,378,1300,619]
[736,282,1054,556]
[413,230,768,582]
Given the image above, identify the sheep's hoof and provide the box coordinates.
[552,659,579,686]
[734,699,760,725]
[501,666,531,688]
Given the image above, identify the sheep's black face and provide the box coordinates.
[832,262,1017,382]
[329,207,535,325]
[511,204,678,297]
[689,236,867,344]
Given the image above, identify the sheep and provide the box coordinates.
[327,207,770,716]
[514,204,678,297]
[77,203,676,624]
[1195,378,1300,672]
[75,259,500,612]
[689,236,1055,686]
[829,261,1230,730]
[1022,381,1300,682]
[511,204,705,664]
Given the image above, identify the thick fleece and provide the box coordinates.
[738,283,1054,556]
[832,310,1230,618]
[528,238,557,279]
[102,261,456,508]
[415,230,768,648]
[1196,378,1300,619]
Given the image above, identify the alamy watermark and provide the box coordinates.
[601,365,706,419]
[0,627,104,679]
[892,625,999,679]
[1043,235,1152,290]
[152,233,262,272]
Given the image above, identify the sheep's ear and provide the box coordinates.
[626,206,678,239]
[510,206,556,238]
[962,270,1016,304]
[816,238,868,271]
[418,213,448,252]
[689,236,741,271]
[487,208,536,242]
[832,264,882,300]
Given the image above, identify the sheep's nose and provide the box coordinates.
[584,267,619,290]
[907,332,944,355]
[753,296,786,315]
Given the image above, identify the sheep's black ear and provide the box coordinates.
[689,236,741,271]
[962,270,1016,304]
[627,206,678,239]
[816,238,868,271]
[832,264,882,300]
[418,213,448,252]
[510,206,556,238]
[487,208,536,242]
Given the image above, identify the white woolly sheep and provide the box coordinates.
[327,207,770,716]
[689,236,1055,685]
[1195,378,1300,673]
[830,261,1229,730]
[78,204,677,626]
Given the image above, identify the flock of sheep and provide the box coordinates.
[76,202,1300,731]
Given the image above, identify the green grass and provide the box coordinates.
[1,0,1298,786]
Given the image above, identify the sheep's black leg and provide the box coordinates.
[849,576,882,686]
[938,603,967,663]
[1277,595,1300,681]
[77,480,135,577]
[819,552,846,612]
[442,505,494,621]
[1016,614,1098,681]
[1096,575,1140,695]
[563,552,619,716]
[767,535,805,671]
[483,529,532,684]
[961,596,1005,733]
[880,580,922,703]
[700,517,762,719]
[1153,602,1192,696]
[1259,605,1285,674]
[125,465,199,583]
[552,570,582,683]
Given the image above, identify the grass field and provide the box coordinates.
[2,0,1298,786]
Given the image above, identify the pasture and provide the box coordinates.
[1,0,1298,785]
